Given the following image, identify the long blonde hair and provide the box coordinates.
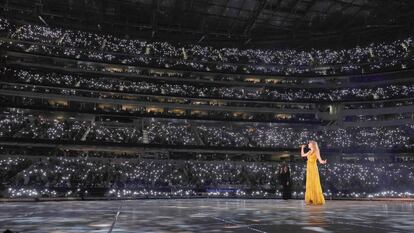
[309,140,320,158]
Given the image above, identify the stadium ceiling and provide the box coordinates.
[1,0,414,47]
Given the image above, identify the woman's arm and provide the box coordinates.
[315,151,327,164]
[300,145,311,157]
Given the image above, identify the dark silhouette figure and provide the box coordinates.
[278,164,291,200]
[4,230,17,233]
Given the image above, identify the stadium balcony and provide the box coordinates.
[1,17,413,78]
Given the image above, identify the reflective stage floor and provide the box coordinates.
[1,199,413,233]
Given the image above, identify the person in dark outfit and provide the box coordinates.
[3,230,17,233]
[278,164,291,200]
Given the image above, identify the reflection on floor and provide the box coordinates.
[0,199,413,233]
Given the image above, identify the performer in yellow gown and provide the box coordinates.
[301,141,327,205]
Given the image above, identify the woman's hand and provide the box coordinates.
[300,145,307,157]
[320,159,327,165]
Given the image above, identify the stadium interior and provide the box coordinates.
[0,0,413,232]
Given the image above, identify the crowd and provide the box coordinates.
[2,68,414,102]
[1,16,413,202]
[1,109,412,149]
[1,17,413,76]
[2,156,413,199]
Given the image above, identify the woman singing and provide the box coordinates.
[301,141,327,205]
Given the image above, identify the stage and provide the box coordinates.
[1,199,413,233]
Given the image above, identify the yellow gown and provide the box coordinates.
[305,151,325,205]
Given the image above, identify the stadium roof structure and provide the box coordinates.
[1,0,414,47]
